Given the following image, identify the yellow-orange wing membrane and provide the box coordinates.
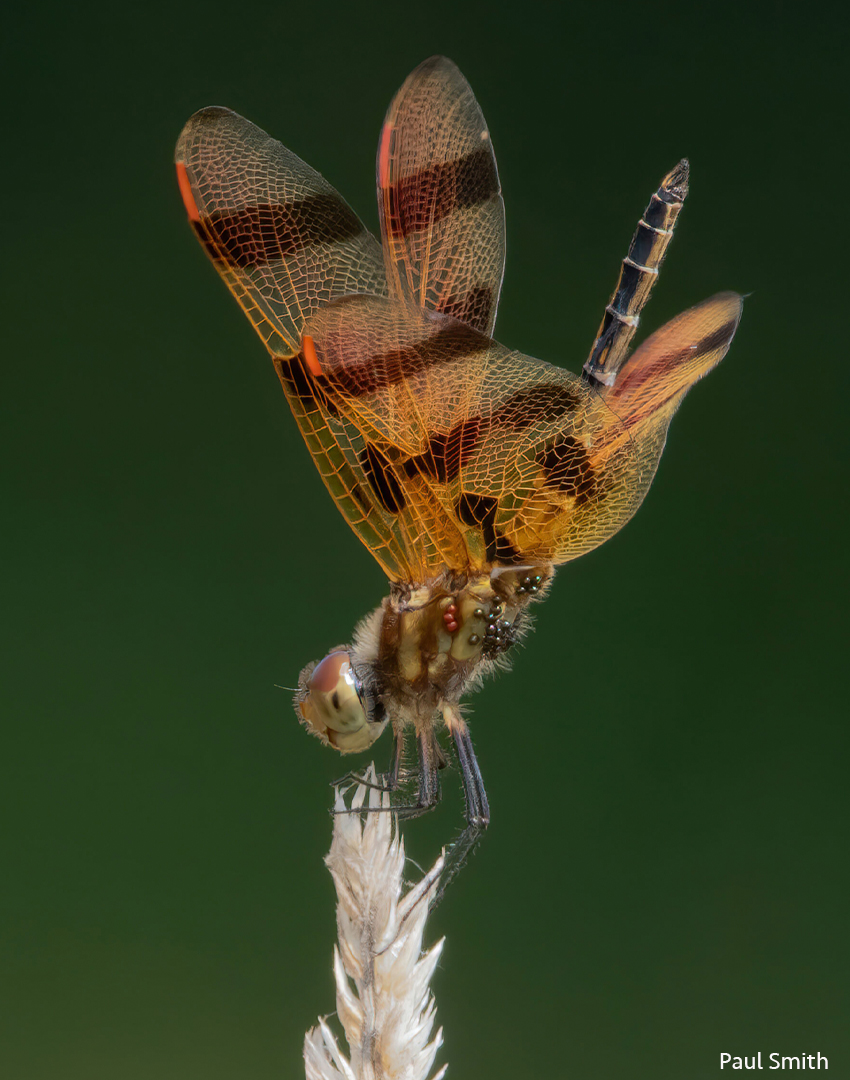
[177,74,742,583]
[175,107,419,580]
[176,106,388,354]
[377,56,506,336]
[303,291,742,574]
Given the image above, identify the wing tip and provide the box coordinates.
[674,290,745,349]
[174,107,243,219]
[416,54,459,74]
[712,289,745,328]
[400,55,467,91]
[174,106,245,163]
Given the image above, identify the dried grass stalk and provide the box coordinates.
[304,771,447,1080]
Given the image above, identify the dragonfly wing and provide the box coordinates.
[176,106,388,356]
[304,292,742,573]
[303,294,609,573]
[377,56,505,336]
[608,291,743,432]
[537,291,745,563]
[176,107,417,581]
[177,95,741,582]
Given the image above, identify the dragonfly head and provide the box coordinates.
[295,649,388,753]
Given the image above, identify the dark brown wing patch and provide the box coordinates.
[203,196,365,268]
[360,443,407,514]
[536,436,598,505]
[378,57,506,336]
[403,417,484,484]
[455,494,524,565]
[315,314,491,397]
[175,106,388,358]
[387,144,499,237]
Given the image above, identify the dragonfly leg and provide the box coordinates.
[333,727,442,818]
[332,728,405,793]
[430,715,490,908]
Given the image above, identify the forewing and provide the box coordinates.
[176,108,416,581]
[377,56,505,336]
[302,295,490,576]
[176,106,388,354]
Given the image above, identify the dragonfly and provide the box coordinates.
[176,56,741,897]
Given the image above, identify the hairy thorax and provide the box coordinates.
[358,564,554,727]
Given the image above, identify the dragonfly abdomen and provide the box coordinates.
[584,159,689,388]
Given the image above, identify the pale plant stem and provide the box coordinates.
[304,769,448,1080]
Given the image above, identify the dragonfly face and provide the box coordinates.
[176,56,741,901]
[296,649,389,754]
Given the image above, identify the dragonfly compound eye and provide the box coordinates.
[296,650,385,753]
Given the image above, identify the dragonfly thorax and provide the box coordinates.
[372,565,553,714]
[294,564,552,753]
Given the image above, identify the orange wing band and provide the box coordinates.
[377,122,393,188]
[302,334,322,376]
[176,162,201,222]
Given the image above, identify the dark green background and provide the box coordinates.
[3,1,847,1077]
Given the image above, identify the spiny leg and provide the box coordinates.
[334,728,442,820]
[430,717,490,908]
[333,727,405,794]
[414,728,442,812]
